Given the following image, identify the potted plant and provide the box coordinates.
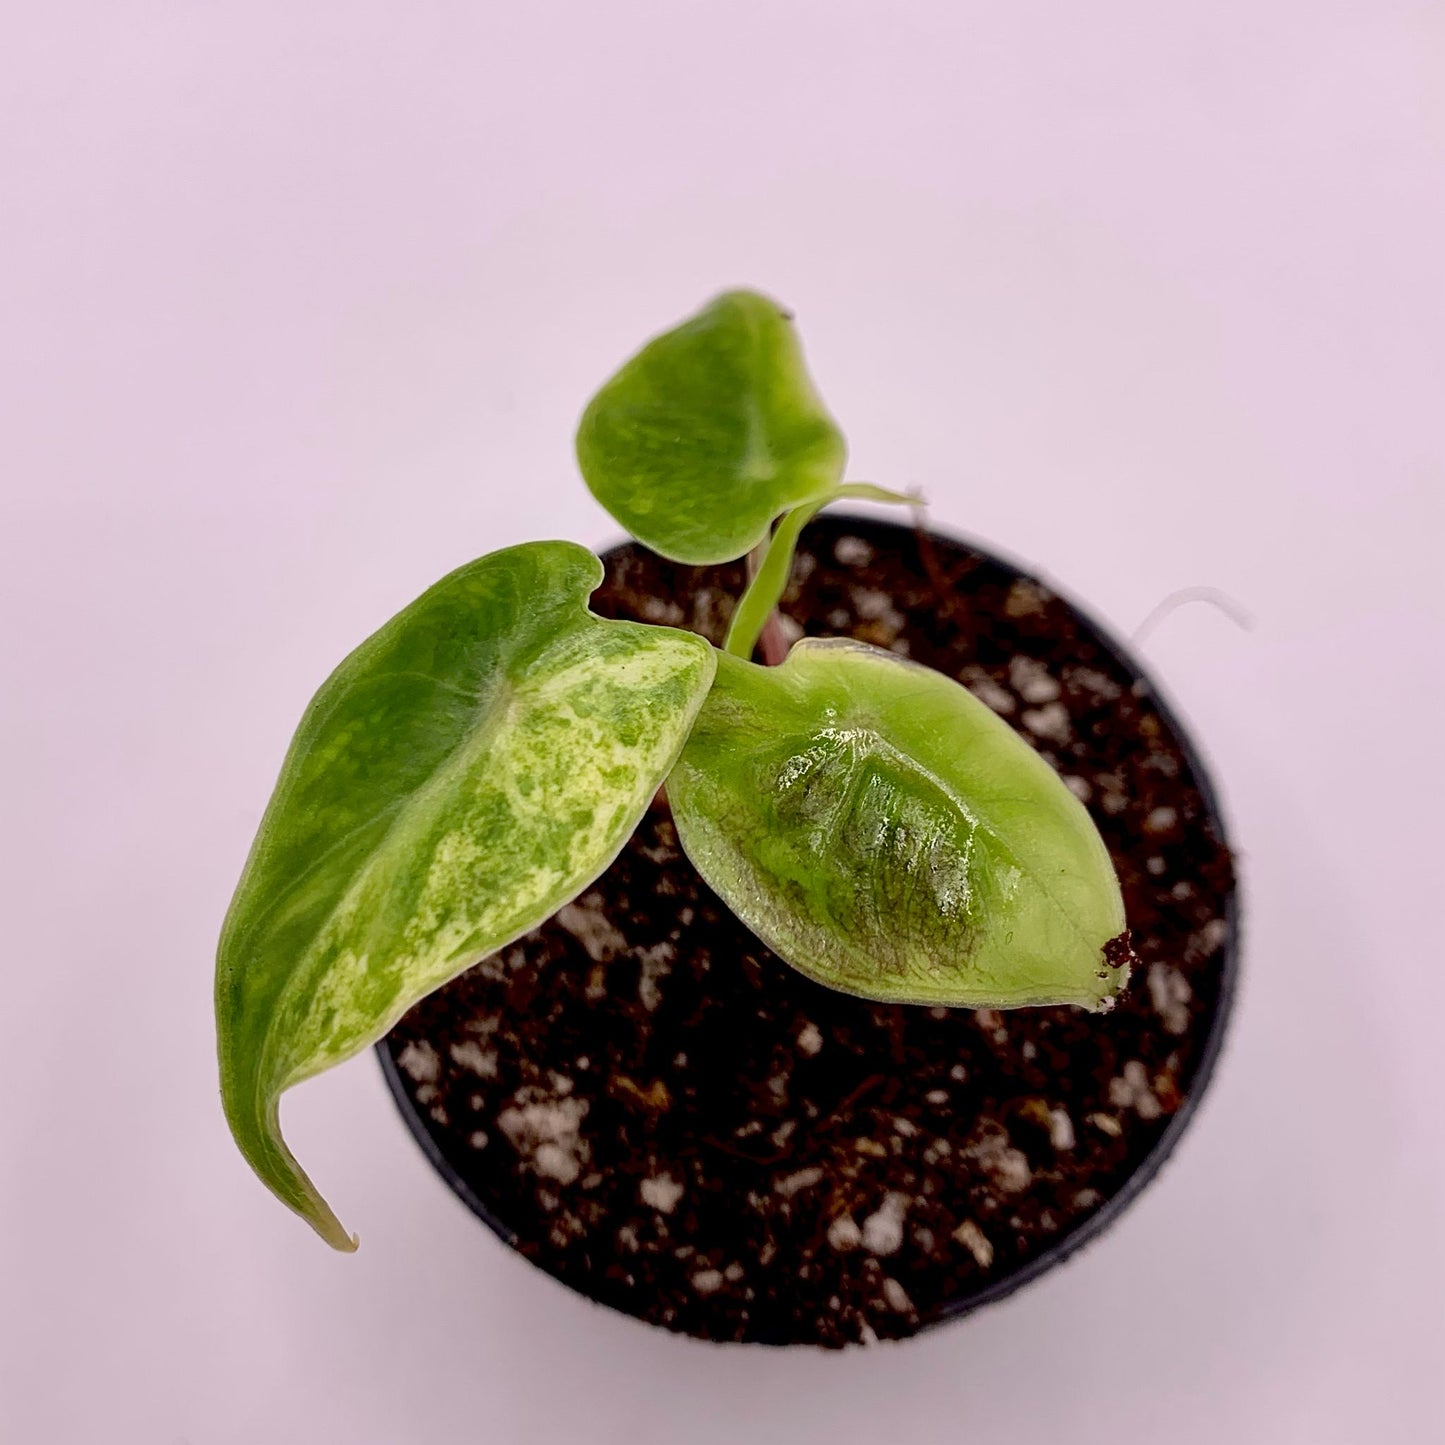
[216,291,1237,1347]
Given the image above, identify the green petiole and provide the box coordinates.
[723,483,916,661]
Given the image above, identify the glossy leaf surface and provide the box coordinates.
[576,290,846,564]
[668,641,1128,1010]
[216,542,716,1247]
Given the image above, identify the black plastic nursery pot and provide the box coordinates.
[377,514,1239,1348]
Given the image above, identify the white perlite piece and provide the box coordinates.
[852,587,905,634]
[827,1214,862,1251]
[1148,962,1194,1035]
[1186,917,1229,963]
[497,1094,590,1184]
[1049,1108,1076,1151]
[1065,775,1092,803]
[775,1166,825,1198]
[556,893,627,962]
[1110,1060,1163,1120]
[953,1219,994,1269]
[396,1040,440,1084]
[1022,700,1070,743]
[881,1278,914,1314]
[967,1129,1032,1193]
[636,940,674,1011]
[691,1268,724,1296]
[1145,805,1178,834]
[796,1021,823,1056]
[861,1193,910,1255]
[834,535,874,566]
[639,595,685,625]
[1009,655,1061,704]
[640,1174,685,1214]
[449,1040,498,1078]
[477,943,530,981]
[533,1143,579,1183]
[640,837,678,865]
[966,674,1015,715]
[1067,666,1122,700]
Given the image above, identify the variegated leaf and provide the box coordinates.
[216,541,716,1248]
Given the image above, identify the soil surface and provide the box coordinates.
[382,516,1236,1347]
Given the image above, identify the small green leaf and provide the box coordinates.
[216,541,716,1248]
[668,642,1128,1010]
[576,290,847,564]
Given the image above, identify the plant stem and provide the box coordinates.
[723,483,917,664]
[747,544,792,666]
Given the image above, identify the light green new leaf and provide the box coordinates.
[668,641,1128,1010]
[216,542,716,1248]
[576,290,847,564]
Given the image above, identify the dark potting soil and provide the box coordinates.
[381,516,1236,1347]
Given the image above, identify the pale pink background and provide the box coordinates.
[3,4,1442,1442]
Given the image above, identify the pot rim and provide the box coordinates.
[376,511,1242,1340]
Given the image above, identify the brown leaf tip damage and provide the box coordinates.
[1102,930,1139,971]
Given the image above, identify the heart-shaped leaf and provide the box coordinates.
[667,641,1128,1010]
[576,289,847,564]
[216,541,716,1248]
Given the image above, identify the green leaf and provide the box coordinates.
[668,641,1128,1011]
[216,541,717,1248]
[576,290,847,564]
